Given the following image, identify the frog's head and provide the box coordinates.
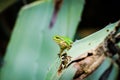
[53,35,63,44]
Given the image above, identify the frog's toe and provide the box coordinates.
[58,53,61,57]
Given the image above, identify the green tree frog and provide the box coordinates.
[53,35,73,57]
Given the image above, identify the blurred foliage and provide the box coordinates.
[0,0,16,12]
[0,0,84,80]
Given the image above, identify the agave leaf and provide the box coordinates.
[107,62,119,80]
[0,1,54,80]
[60,21,119,80]
[51,0,84,39]
[69,22,118,58]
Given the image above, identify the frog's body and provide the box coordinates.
[53,35,73,57]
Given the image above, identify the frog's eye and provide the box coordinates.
[55,36,60,39]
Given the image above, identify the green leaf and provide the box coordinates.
[60,21,119,80]
[69,22,118,58]
[107,62,119,80]
[0,0,54,80]
[51,0,84,39]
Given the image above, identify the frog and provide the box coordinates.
[53,35,73,57]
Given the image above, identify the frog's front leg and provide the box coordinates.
[67,44,72,50]
[58,48,64,57]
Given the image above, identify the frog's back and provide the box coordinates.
[62,36,73,45]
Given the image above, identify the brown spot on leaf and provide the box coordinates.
[106,29,109,32]
[49,0,63,28]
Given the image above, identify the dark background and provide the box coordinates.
[0,0,120,68]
